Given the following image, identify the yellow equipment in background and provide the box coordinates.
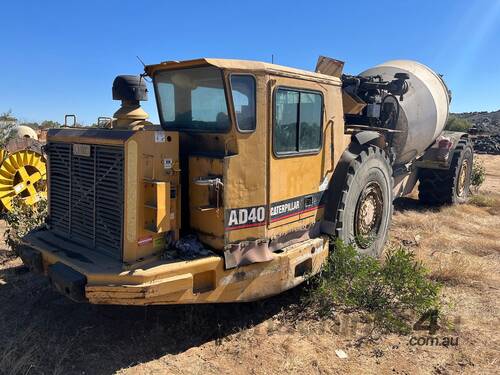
[0,150,46,211]
[0,125,47,212]
[0,149,7,164]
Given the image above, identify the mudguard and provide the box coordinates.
[415,131,468,170]
[320,137,367,235]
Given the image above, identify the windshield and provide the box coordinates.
[154,66,230,132]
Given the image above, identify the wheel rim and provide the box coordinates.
[354,182,384,248]
[457,158,469,197]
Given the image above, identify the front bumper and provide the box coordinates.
[18,245,43,274]
[18,245,87,302]
[19,230,329,305]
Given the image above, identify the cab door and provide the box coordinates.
[268,78,329,236]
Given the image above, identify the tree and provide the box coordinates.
[0,110,18,147]
[0,110,17,124]
[40,120,61,129]
[445,116,471,132]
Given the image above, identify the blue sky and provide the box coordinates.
[1,0,499,125]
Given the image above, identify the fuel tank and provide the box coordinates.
[360,60,451,165]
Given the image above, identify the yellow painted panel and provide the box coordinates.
[125,140,138,244]
[267,77,330,234]
[124,129,180,262]
[143,181,170,233]
[189,156,225,245]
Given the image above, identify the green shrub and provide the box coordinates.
[444,117,471,132]
[305,240,442,333]
[470,160,486,192]
[468,193,500,215]
[4,197,48,253]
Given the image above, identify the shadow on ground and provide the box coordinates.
[0,198,443,374]
[0,260,302,374]
[393,197,438,212]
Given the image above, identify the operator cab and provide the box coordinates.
[146,58,346,268]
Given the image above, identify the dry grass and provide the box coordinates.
[428,253,489,285]
[391,197,500,287]
[0,325,38,375]
[391,157,500,288]
[0,155,499,375]
[468,193,500,215]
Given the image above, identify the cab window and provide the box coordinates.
[154,66,230,132]
[230,75,256,132]
[274,88,322,155]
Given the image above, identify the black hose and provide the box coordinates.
[381,94,400,130]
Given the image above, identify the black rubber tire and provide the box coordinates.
[335,146,394,258]
[418,138,473,205]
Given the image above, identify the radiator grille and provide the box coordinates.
[47,142,124,259]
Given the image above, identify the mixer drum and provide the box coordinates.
[360,60,451,165]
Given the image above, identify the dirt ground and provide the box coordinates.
[1,155,499,375]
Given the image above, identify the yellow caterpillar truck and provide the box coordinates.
[18,57,473,304]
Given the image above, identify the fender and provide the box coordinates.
[414,131,469,170]
[352,130,384,146]
[320,140,366,235]
[321,131,388,235]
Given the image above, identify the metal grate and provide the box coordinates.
[47,142,124,259]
